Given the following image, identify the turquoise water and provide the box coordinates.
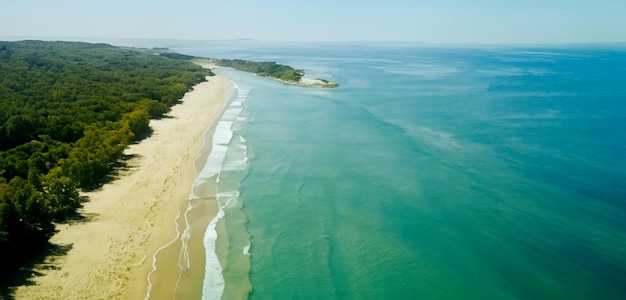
[177,43,626,299]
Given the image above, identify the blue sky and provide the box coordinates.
[2,0,625,43]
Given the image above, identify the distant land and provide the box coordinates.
[150,48,339,88]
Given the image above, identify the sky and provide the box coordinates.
[2,0,626,44]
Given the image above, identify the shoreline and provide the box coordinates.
[14,71,232,299]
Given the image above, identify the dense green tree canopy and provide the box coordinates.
[0,40,209,278]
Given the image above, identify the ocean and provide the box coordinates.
[174,42,626,299]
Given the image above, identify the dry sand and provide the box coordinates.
[14,73,232,299]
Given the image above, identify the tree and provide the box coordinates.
[122,108,150,138]
[3,177,54,244]
[41,167,80,221]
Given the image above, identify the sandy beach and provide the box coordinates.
[14,71,232,299]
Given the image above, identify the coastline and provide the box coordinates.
[13,71,232,299]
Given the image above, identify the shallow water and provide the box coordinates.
[176,43,626,299]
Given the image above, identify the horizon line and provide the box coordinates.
[2,36,626,48]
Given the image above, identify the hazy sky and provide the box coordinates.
[2,0,625,44]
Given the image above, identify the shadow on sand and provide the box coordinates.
[0,243,73,300]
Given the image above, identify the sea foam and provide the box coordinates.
[200,83,250,300]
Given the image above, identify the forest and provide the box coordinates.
[0,40,209,278]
